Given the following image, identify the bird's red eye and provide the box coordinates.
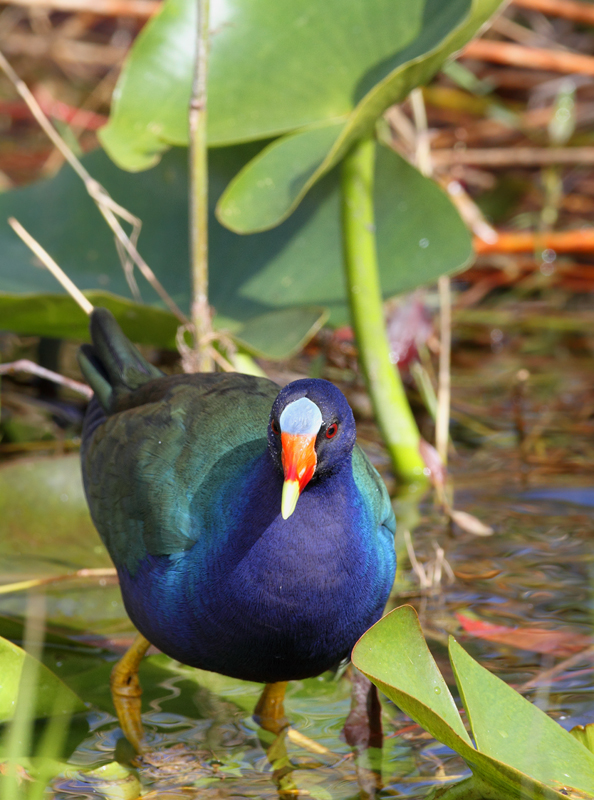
[271,419,280,435]
[326,423,338,439]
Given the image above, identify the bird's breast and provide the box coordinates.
[118,459,395,683]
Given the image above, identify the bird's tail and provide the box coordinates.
[78,308,163,411]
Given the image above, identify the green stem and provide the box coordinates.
[341,136,426,485]
[189,0,213,372]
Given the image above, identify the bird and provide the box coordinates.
[78,308,396,747]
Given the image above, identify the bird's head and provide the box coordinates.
[267,378,356,520]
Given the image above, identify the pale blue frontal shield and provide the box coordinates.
[279,396,323,436]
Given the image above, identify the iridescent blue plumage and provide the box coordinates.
[80,309,396,684]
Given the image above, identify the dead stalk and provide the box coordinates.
[461,39,594,76]
[410,88,451,467]
[436,277,452,466]
[7,0,159,16]
[512,0,594,26]
[0,49,187,323]
[433,147,594,168]
[188,0,214,372]
[0,359,92,398]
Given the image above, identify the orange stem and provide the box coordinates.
[512,0,594,26]
[461,39,594,76]
[473,229,594,255]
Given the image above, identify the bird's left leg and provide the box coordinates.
[343,668,383,798]
[253,681,289,734]
[110,632,151,753]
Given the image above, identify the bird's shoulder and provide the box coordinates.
[351,445,396,536]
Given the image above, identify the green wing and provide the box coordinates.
[82,373,279,573]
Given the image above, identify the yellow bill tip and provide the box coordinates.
[281,480,300,519]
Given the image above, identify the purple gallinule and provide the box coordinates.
[79,309,396,747]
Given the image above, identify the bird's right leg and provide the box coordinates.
[110,632,151,753]
[253,681,289,734]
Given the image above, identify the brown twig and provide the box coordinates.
[1,32,127,67]
[513,0,594,27]
[461,39,594,76]
[473,228,594,254]
[6,0,159,18]
[8,217,94,313]
[491,14,568,50]
[0,568,117,596]
[410,89,451,468]
[519,646,594,691]
[433,147,594,168]
[0,359,92,398]
[0,49,187,323]
[439,178,498,243]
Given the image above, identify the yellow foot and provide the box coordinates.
[253,681,289,735]
[110,632,151,753]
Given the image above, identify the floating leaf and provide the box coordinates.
[0,636,86,723]
[352,606,472,751]
[571,725,594,755]
[65,762,141,800]
[0,456,108,571]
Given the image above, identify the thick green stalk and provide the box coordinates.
[189,0,213,371]
[341,137,425,484]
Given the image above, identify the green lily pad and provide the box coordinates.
[0,293,179,349]
[0,145,326,357]
[0,141,470,339]
[0,456,108,571]
[217,0,505,233]
[99,0,426,170]
[352,607,594,800]
[65,762,141,800]
[217,121,345,234]
[0,636,86,723]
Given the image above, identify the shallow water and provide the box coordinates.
[2,341,594,797]
[2,467,594,799]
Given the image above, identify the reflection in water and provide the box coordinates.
[5,479,594,798]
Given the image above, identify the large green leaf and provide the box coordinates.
[352,607,594,800]
[0,146,325,357]
[450,638,594,797]
[217,0,505,233]
[0,141,471,339]
[0,636,86,722]
[99,0,427,170]
[217,121,345,235]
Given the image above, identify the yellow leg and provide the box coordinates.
[110,632,151,753]
[253,681,289,735]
